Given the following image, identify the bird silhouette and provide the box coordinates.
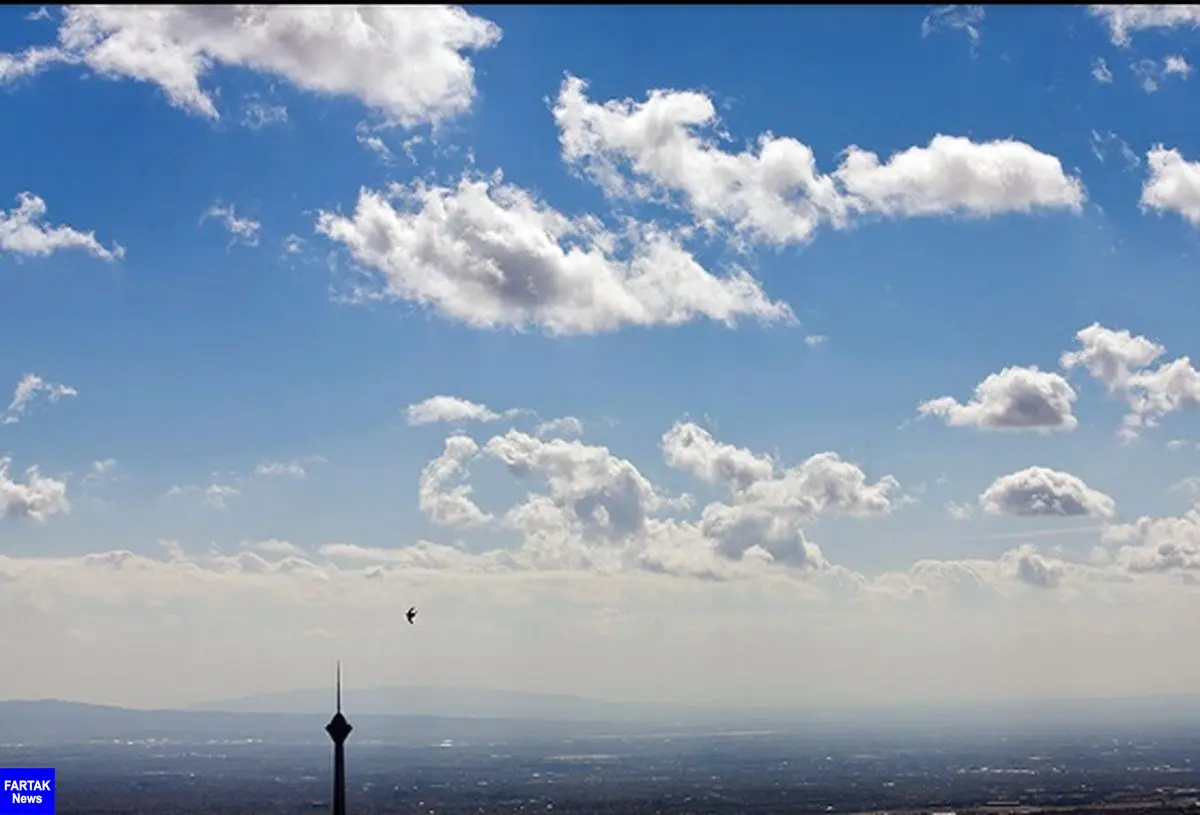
[406,606,417,625]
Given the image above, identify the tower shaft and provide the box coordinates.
[325,661,352,815]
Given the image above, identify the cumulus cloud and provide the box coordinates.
[406,395,522,427]
[0,5,502,128]
[1089,5,1200,47]
[659,421,902,570]
[7,413,1200,711]
[1061,323,1200,441]
[201,204,260,248]
[0,457,69,522]
[918,366,1078,432]
[1141,146,1200,226]
[552,76,1084,249]
[1091,57,1113,84]
[0,192,124,261]
[486,429,674,543]
[2,373,78,424]
[401,419,904,578]
[661,421,775,493]
[417,435,491,529]
[980,467,1116,520]
[1061,323,1164,391]
[1102,504,1200,573]
[317,173,793,336]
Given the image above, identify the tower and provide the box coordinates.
[325,661,352,815]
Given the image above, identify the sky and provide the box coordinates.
[3,4,1200,712]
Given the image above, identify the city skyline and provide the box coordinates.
[1,5,1200,709]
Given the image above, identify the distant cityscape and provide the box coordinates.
[6,685,1200,814]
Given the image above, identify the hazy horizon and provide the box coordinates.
[13,683,1200,724]
[4,5,1200,711]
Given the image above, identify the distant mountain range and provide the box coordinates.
[189,684,1200,727]
[0,698,664,747]
[188,685,702,721]
[6,690,1200,747]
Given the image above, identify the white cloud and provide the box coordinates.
[13,531,1200,711]
[1102,504,1200,573]
[1173,476,1200,499]
[167,482,241,510]
[253,459,313,479]
[402,420,902,578]
[1089,130,1139,170]
[980,467,1117,520]
[1131,57,1191,93]
[0,456,69,522]
[0,6,502,128]
[0,45,61,84]
[201,203,260,248]
[1061,322,1164,391]
[317,173,794,336]
[804,333,828,347]
[658,421,902,570]
[1141,146,1200,226]
[0,192,124,261]
[204,484,239,510]
[945,501,974,521]
[1062,322,1200,441]
[240,96,287,130]
[921,5,985,45]
[661,421,775,493]
[553,75,1084,249]
[1164,54,1193,77]
[836,137,1085,219]
[2,373,77,425]
[355,121,396,164]
[534,416,584,438]
[81,458,118,488]
[487,429,674,543]
[405,395,526,427]
[282,234,305,255]
[918,366,1078,433]
[357,133,394,163]
[1091,57,1113,83]
[417,435,491,529]
[248,538,305,557]
[1089,5,1200,47]
[1133,59,1161,93]
[9,412,1200,707]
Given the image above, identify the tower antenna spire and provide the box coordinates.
[336,660,342,714]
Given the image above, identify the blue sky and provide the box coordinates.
[3,5,1200,708]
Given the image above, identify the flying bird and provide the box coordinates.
[406,606,417,625]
